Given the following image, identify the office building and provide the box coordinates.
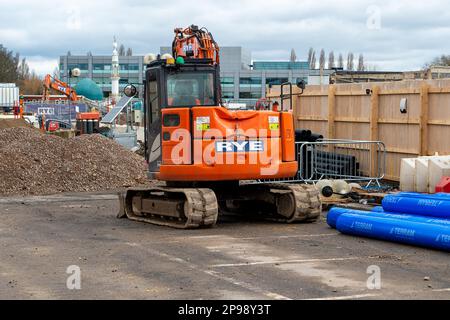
[59,54,145,98]
[60,46,333,105]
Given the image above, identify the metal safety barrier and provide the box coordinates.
[258,139,386,187]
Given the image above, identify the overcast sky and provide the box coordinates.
[1,0,450,75]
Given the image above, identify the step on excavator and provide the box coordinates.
[118,25,321,229]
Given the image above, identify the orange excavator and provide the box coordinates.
[118,25,321,229]
[42,74,79,102]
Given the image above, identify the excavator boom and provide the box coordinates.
[172,25,220,65]
[42,74,79,102]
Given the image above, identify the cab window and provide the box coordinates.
[147,80,159,123]
[167,72,215,107]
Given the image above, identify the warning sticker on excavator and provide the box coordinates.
[196,116,210,131]
[269,116,279,130]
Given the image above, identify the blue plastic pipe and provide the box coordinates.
[327,207,450,229]
[394,192,450,200]
[382,193,450,219]
[335,211,450,252]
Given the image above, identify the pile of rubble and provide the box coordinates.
[0,127,152,196]
[0,119,32,129]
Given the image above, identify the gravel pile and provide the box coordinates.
[0,119,32,129]
[0,127,152,196]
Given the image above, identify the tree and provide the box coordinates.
[307,47,314,67]
[338,53,344,69]
[290,48,297,63]
[0,44,20,83]
[328,51,335,69]
[20,71,42,95]
[17,57,30,81]
[126,47,133,56]
[52,66,60,80]
[0,44,42,94]
[357,54,365,71]
[347,52,355,71]
[310,51,316,69]
[319,49,326,70]
[425,55,450,68]
[118,44,126,56]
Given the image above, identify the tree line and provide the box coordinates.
[1,42,135,95]
[306,47,366,71]
[68,44,133,57]
[425,55,450,68]
[0,44,42,94]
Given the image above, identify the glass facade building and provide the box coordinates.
[60,47,333,105]
[216,48,333,106]
[253,61,309,70]
[59,55,145,98]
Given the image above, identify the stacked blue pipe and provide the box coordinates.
[382,192,450,219]
[327,192,450,252]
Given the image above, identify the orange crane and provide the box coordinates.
[42,74,78,102]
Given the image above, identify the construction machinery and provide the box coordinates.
[42,74,79,102]
[118,25,321,229]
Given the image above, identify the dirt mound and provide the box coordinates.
[0,119,32,129]
[0,127,152,196]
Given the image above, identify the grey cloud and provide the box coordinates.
[1,0,450,74]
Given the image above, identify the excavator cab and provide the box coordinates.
[139,56,302,182]
[139,57,222,176]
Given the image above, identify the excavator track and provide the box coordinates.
[265,183,322,223]
[118,186,218,229]
[224,183,322,223]
[118,183,321,229]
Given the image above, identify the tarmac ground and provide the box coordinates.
[0,192,449,300]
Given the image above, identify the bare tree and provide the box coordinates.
[425,55,450,68]
[290,48,297,63]
[319,49,326,70]
[310,51,316,69]
[118,44,126,56]
[347,52,355,71]
[17,57,30,81]
[126,48,133,56]
[20,71,42,95]
[307,47,314,67]
[328,51,335,69]
[338,53,344,69]
[357,54,365,71]
[52,66,60,80]
[365,64,378,71]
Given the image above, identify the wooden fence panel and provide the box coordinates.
[268,79,450,181]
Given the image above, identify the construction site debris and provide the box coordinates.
[0,127,151,196]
